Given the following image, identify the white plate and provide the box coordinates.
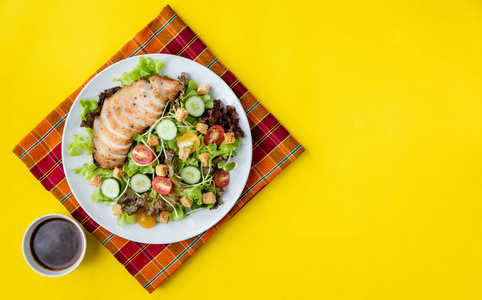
[62,54,252,244]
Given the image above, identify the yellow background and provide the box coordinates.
[1,0,482,298]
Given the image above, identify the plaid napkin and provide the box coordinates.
[13,5,304,293]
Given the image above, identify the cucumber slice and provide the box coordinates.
[101,178,121,199]
[180,167,201,184]
[185,96,205,117]
[156,119,177,140]
[130,174,151,193]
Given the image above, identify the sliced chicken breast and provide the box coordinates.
[149,75,181,102]
[104,94,139,137]
[92,137,126,163]
[92,76,181,169]
[93,119,132,154]
[92,149,125,169]
[119,92,157,125]
[134,79,163,112]
[97,115,132,145]
[131,89,163,120]
[112,92,146,133]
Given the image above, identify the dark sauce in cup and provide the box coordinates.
[30,218,83,271]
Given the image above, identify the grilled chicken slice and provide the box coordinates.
[149,75,182,101]
[92,75,180,169]
[92,137,126,163]
[119,91,155,126]
[93,119,132,155]
[92,151,124,170]
[111,89,147,133]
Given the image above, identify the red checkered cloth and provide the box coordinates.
[13,5,304,293]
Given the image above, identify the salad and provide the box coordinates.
[69,57,244,228]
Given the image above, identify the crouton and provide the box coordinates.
[202,192,216,204]
[180,195,193,208]
[175,108,189,122]
[197,84,210,95]
[199,152,210,167]
[148,136,159,147]
[89,174,102,187]
[113,167,125,179]
[224,132,236,144]
[179,146,190,161]
[156,164,168,177]
[112,204,123,216]
[159,211,170,224]
[196,122,208,134]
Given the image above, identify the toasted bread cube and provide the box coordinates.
[224,132,236,144]
[113,167,125,179]
[112,204,123,216]
[196,122,208,134]
[156,164,168,177]
[148,136,159,147]
[199,152,210,167]
[159,211,170,224]
[202,192,216,204]
[179,146,190,161]
[180,195,193,208]
[89,174,102,187]
[175,108,189,122]
[197,84,210,95]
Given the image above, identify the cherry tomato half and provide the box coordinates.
[136,207,157,229]
[214,169,230,187]
[131,145,154,165]
[205,125,225,146]
[152,176,173,195]
[177,133,200,154]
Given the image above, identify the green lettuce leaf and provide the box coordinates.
[184,115,199,125]
[73,163,113,180]
[117,212,136,227]
[68,128,94,156]
[185,80,198,95]
[91,189,113,204]
[222,161,236,172]
[139,163,155,174]
[202,94,214,109]
[164,139,177,151]
[113,57,166,87]
[133,133,144,143]
[219,138,241,151]
[182,185,204,206]
[168,205,185,221]
[123,156,139,177]
[79,99,98,120]
[196,143,231,167]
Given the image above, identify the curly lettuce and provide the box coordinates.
[113,57,165,87]
[168,206,185,221]
[181,185,204,206]
[79,99,98,121]
[68,128,94,156]
[91,190,114,205]
[73,163,113,180]
[117,213,136,227]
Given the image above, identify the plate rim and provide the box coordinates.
[61,53,252,244]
